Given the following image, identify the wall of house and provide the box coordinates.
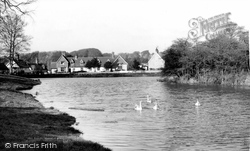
[51,69,57,74]
[115,56,128,71]
[70,67,90,72]
[148,54,165,70]
[122,64,127,71]
[56,56,69,72]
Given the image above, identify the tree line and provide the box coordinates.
[0,0,35,73]
[162,24,249,85]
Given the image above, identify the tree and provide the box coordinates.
[85,58,101,71]
[141,50,150,63]
[104,61,113,71]
[91,57,101,68]
[162,38,192,76]
[70,48,103,57]
[0,0,35,15]
[132,59,140,70]
[0,13,32,73]
[85,60,92,69]
[162,48,183,76]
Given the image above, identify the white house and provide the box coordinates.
[148,51,165,70]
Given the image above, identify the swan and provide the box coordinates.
[135,101,142,111]
[147,95,152,103]
[153,102,159,110]
[195,99,200,106]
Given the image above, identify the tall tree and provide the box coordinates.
[0,0,35,15]
[0,13,32,73]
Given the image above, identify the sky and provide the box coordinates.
[25,0,250,54]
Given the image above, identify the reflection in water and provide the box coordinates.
[23,77,250,151]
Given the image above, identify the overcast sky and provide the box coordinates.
[25,0,249,54]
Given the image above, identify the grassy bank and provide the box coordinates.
[158,71,250,86]
[0,74,111,151]
[20,71,161,78]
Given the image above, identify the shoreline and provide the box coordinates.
[18,71,162,78]
[0,74,111,151]
[157,74,250,87]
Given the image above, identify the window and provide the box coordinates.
[80,59,85,65]
[61,67,66,72]
[61,61,65,65]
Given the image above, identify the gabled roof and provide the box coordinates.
[148,52,164,63]
[13,59,30,68]
[0,63,8,70]
[50,62,57,69]
[67,57,116,67]
[56,54,69,63]
[113,55,128,65]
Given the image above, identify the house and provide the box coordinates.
[29,63,47,74]
[148,50,165,71]
[0,63,9,74]
[28,57,48,74]
[52,53,128,73]
[112,55,128,71]
[56,54,70,73]
[5,59,32,74]
[67,56,101,72]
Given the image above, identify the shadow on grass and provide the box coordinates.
[0,107,111,151]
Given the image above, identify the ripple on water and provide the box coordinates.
[22,77,250,151]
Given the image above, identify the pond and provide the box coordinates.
[23,77,250,151]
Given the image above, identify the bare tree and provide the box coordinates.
[0,12,32,73]
[0,0,35,15]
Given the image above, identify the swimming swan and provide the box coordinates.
[153,102,159,110]
[147,95,152,103]
[195,99,200,106]
[135,101,142,111]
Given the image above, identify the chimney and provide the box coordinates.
[112,52,115,59]
[75,55,78,60]
[155,47,159,54]
[35,57,39,64]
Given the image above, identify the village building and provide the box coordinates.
[28,58,48,74]
[5,59,32,74]
[52,53,128,73]
[112,55,129,71]
[148,49,165,71]
[0,63,9,74]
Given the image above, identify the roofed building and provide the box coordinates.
[148,49,165,71]
[0,63,9,74]
[52,53,128,73]
[5,59,32,74]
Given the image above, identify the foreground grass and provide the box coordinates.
[0,107,111,151]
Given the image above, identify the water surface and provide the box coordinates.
[23,77,250,151]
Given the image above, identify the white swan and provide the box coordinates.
[195,99,200,107]
[153,102,159,110]
[147,95,152,103]
[135,101,142,111]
